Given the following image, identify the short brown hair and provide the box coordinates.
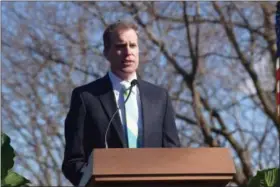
[103,21,138,53]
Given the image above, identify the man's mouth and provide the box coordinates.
[123,60,134,63]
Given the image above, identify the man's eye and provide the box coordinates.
[116,44,125,48]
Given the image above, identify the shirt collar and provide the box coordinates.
[108,71,137,93]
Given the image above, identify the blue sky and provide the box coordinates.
[2,1,279,185]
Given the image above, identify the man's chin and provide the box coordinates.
[120,66,137,73]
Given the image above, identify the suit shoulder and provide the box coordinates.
[72,76,106,94]
[140,80,168,95]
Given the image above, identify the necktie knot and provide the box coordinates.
[121,83,130,98]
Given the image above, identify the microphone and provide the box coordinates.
[124,80,137,103]
[104,79,138,148]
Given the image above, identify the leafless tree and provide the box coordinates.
[2,2,279,186]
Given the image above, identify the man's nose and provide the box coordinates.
[124,45,132,55]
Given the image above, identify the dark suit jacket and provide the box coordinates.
[62,73,180,186]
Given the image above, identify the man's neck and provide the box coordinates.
[111,70,137,82]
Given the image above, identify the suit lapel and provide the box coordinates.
[138,80,153,147]
[98,74,127,148]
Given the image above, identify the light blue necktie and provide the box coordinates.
[122,85,138,148]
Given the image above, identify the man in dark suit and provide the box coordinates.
[62,21,180,186]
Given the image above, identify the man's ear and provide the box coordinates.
[103,49,109,60]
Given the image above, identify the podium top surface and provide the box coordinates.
[92,148,236,176]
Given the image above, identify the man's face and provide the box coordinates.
[105,28,139,78]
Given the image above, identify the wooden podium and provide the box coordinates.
[83,148,236,187]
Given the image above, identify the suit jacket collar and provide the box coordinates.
[98,73,153,148]
[137,79,153,147]
[98,73,128,148]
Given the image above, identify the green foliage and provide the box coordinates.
[1,133,30,187]
[247,168,279,187]
[1,133,15,180]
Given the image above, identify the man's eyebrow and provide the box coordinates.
[113,42,123,44]
[114,41,137,45]
[115,41,126,44]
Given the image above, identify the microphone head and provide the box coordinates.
[131,79,138,86]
